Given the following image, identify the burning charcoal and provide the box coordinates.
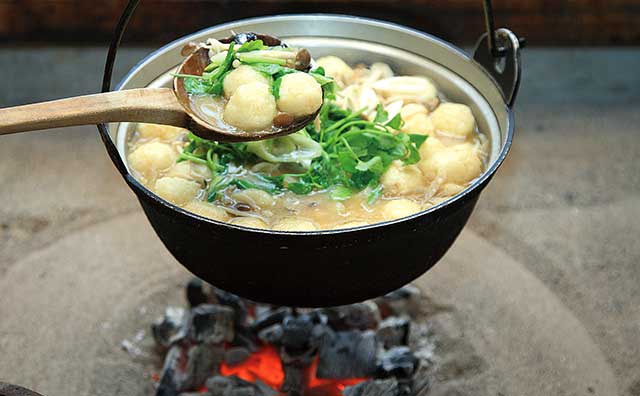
[376,316,410,348]
[179,393,211,396]
[374,285,421,318]
[282,313,315,354]
[188,304,235,344]
[156,346,185,396]
[212,287,249,325]
[376,346,419,379]
[280,364,305,396]
[251,307,291,333]
[183,343,225,390]
[316,330,378,379]
[157,344,225,394]
[233,325,259,352]
[254,380,279,396]
[320,302,381,331]
[343,379,399,396]
[254,304,273,319]
[186,278,209,307]
[206,375,277,396]
[257,324,283,344]
[224,346,251,365]
[152,307,186,348]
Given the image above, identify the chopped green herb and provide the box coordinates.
[177,42,236,97]
[237,39,267,53]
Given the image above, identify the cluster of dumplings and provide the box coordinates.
[127,57,487,231]
[220,65,323,131]
[317,56,487,216]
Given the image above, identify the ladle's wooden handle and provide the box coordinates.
[0,88,189,135]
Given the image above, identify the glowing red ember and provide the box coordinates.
[219,345,368,396]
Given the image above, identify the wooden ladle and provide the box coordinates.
[0,33,320,142]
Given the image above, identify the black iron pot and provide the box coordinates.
[98,8,522,307]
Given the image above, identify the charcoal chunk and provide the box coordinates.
[205,375,277,396]
[152,307,186,348]
[316,330,378,379]
[281,364,305,396]
[224,346,251,365]
[212,288,249,325]
[374,285,421,318]
[343,379,399,396]
[179,393,211,396]
[251,307,291,333]
[184,343,225,390]
[376,347,419,379]
[282,313,315,354]
[233,325,258,352]
[257,324,283,344]
[189,304,235,344]
[376,316,410,348]
[320,302,380,331]
[156,346,184,396]
[186,278,209,307]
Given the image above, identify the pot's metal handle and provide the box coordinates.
[473,0,524,107]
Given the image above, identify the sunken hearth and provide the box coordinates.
[150,279,434,396]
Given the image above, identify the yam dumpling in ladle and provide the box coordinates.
[174,32,336,141]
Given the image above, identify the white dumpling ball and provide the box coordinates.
[166,161,209,183]
[271,218,317,231]
[400,103,429,120]
[223,82,277,131]
[184,201,230,221]
[315,56,354,86]
[418,135,446,160]
[431,103,476,138]
[230,217,269,229]
[418,143,483,185]
[276,72,323,117]
[371,76,437,104]
[381,199,422,220]
[154,177,201,206]
[223,65,271,99]
[128,142,176,177]
[380,160,427,196]
[401,113,434,136]
[137,123,186,140]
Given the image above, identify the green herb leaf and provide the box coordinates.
[373,104,388,123]
[309,69,338,100]
[385,113,404,130]
[409,134,428,148]
[184,77,216,95]
[355,156,384,174]
[237,39,267,53]
[272,76,284,99]
[330,185,352,201]
[287,182,313,195]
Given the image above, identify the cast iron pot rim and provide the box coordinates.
[99,13,514,236]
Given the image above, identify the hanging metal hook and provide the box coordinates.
[482,0,505,58]
[474,0,523,106]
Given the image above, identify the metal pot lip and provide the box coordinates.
[110,13,515,236]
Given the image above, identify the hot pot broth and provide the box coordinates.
[127,55,488,231]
